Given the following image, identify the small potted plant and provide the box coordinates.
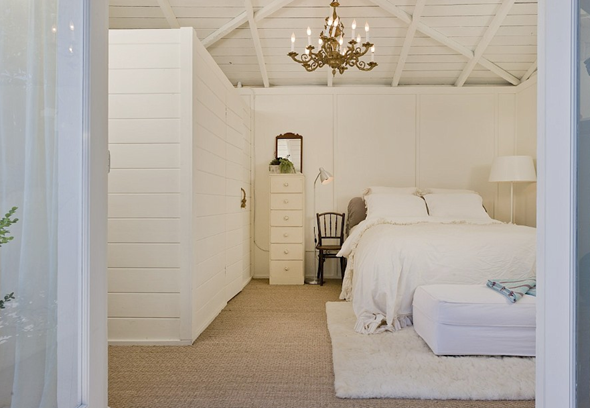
[269,158,281,173]
[269,157,296,174]
[279,157,295,173]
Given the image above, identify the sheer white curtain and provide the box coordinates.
[0,1,59,407]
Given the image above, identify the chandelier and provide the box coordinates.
[287,1,377,76]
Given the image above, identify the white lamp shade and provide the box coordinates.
[318,167,334,185]
[489,156,537,183]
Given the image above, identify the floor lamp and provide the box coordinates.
[489,156,537,224]
[307,167,333,285]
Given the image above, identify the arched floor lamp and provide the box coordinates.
[306,167,333,285]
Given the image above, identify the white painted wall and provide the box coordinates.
[244,87,535,280]
[188,28,252,340]
[108,28,251,344]
[108,29,184,343]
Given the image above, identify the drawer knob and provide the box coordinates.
[283,182,289,187]
[284,216,290,221]
[284,249,289,254]
[283,233,289,237]
[284,199,289,204]
[284,267,290,271]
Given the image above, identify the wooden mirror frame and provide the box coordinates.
[275,133,303,173]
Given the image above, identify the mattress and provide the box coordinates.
[413,284,536,356]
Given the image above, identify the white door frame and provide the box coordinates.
[536,0,577,407]
[78,0,582,406]
[82,0,108,406]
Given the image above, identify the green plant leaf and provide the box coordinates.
[0,206,18,247]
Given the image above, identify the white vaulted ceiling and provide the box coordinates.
[109,0,538,88]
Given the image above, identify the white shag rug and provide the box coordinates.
[326,301,535,400]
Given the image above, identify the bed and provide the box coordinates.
[338,188,537,334]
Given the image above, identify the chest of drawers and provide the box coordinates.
[269,174,305,285]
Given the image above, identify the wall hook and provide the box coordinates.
[241,188,247,208]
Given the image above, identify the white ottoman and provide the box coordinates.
[413,284,536,356]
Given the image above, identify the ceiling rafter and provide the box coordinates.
[391,0,426,87]
[202,13,247,48]
[455,0,516,87]
[369,0,521,86]
[244,0,270,88]
[521,60,537,81]
[202,0,296,48]
[156,0,180,29]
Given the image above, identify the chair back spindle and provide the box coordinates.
[316,212,345,246]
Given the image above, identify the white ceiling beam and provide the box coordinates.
[391,0,426,87]
[521,60,537,81]
[202,0,295,48]
[455,0,516,87]
[244,0,270,88]
[478,60,520,86]
[156,0,180,29]
[370,0,520,86]
[202,13,248,48]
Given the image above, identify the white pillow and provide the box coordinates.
[423,193,490,220]
[362,186,419,197]
[418,187,476,196]
[364,194,428,218]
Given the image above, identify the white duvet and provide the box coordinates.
[338,217,536,334]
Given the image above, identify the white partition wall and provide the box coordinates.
[244,86,537,280]
[108,28,251,344]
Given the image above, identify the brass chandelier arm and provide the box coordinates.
[288,51,325,72]
[338,44,376,72]
[347,42,373,58]
[354,60,378,72]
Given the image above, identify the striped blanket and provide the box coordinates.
[487,278,536,303]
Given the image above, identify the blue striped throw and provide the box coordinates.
[487,278,536,303]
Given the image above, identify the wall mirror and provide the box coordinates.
[276,133,303,173]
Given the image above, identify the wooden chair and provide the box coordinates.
[315,212,346,286]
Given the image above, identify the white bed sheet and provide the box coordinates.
[337,217,536,334]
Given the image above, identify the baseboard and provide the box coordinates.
[108,339,193,346]
[252,274,341,280]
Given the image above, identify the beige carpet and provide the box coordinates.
[108,279,535,408]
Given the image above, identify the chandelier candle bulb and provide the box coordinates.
[371,46,375,62]
[365,22,370,43]
[352,19,356,39]
[356,34,361,47]
[307,27,311,45]
[291,33,295,52]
